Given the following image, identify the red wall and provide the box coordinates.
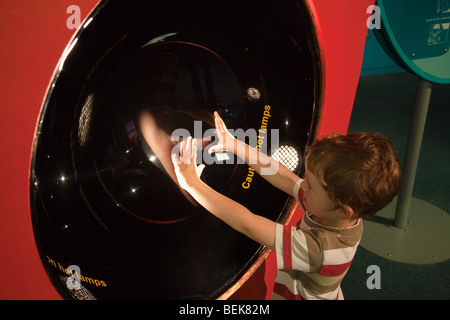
[0,0,374,299]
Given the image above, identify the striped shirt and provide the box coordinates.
[272,179,363,300]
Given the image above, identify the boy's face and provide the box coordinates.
[300,169,341,225]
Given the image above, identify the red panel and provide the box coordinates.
[314,0,376,136]
[0,0,100,300]
[0,0,373,299]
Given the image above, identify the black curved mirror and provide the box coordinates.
[30,0,322,299]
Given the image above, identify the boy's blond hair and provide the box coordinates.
[306,132,401,219]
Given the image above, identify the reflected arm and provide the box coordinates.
[209,111,300,197]
[139,110,200,206]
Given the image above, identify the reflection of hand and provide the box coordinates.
[208,111,236,155]
[172,137,205,191]
[140,110,200,206]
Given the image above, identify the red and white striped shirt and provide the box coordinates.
[273,179,363,300]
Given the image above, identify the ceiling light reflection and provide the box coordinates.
[271,145,300,171]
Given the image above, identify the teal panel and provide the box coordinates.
[376,0,450,83]
[361,29,404,76]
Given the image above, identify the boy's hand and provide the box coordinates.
[208,111,237,155]
[171,136,205,191]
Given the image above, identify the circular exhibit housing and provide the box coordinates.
[375,0,450,83]
[30,0,323,299]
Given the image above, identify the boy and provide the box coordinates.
[171,111,401,300]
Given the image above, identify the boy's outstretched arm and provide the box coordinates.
[209,111,300,197]
[171,137,276,251]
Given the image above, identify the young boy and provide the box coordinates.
[171,111,401,300]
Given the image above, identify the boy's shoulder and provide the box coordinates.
[301,214,363,248]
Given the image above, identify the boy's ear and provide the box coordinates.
[338,205,354,220]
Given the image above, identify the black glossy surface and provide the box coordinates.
[30,0,322,299]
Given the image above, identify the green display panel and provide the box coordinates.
[376,0,450,83]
